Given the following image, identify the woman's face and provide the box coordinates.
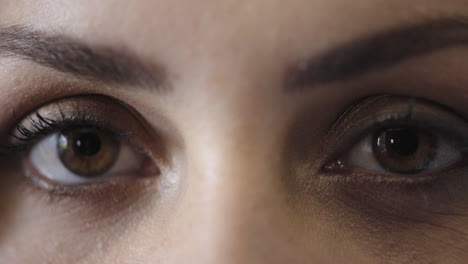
[1,0,468,263]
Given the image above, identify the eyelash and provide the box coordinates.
[3,111,130,154]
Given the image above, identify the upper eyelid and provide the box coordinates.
[4,96,137,151]
[8,113,127,149]
[3,94,174,167]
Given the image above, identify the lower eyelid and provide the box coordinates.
[325,166,468,208]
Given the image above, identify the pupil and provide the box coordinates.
[386,128,419,157]
[73,132,102,157]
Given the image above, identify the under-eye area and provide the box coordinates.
[317,96,468,216]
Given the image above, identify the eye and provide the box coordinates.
[26,128,141,185]
[346,126,462,175]
[323,96,468,180]
[7,95,160,189]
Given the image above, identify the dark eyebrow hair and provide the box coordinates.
[0,25,164,88]
[287,18,468,89]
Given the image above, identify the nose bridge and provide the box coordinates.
[178,152,290,263]
[152,62,300,262]
[170,109,296,263]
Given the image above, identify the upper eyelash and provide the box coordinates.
[2,111,131,154]
[323,102,468,170]
[0,112,58,153]
[12,113,57,142]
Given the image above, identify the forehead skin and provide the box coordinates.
[1,0,466,127]
[1,0,468,264]
[1,0,466,86]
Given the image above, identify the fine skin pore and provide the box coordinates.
[0,0,468,263]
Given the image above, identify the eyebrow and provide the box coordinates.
[0,25,164,88]
[287,18,468,89]
[1,19,468,92]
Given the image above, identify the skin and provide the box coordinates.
[1,0,468,263]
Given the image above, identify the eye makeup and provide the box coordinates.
[322,95,468,179]
[281,94,468,260]
[311,95,468,214]
[3,95,162,199]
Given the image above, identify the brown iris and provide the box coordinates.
[57,129,120,177]
[373,127,437,174]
